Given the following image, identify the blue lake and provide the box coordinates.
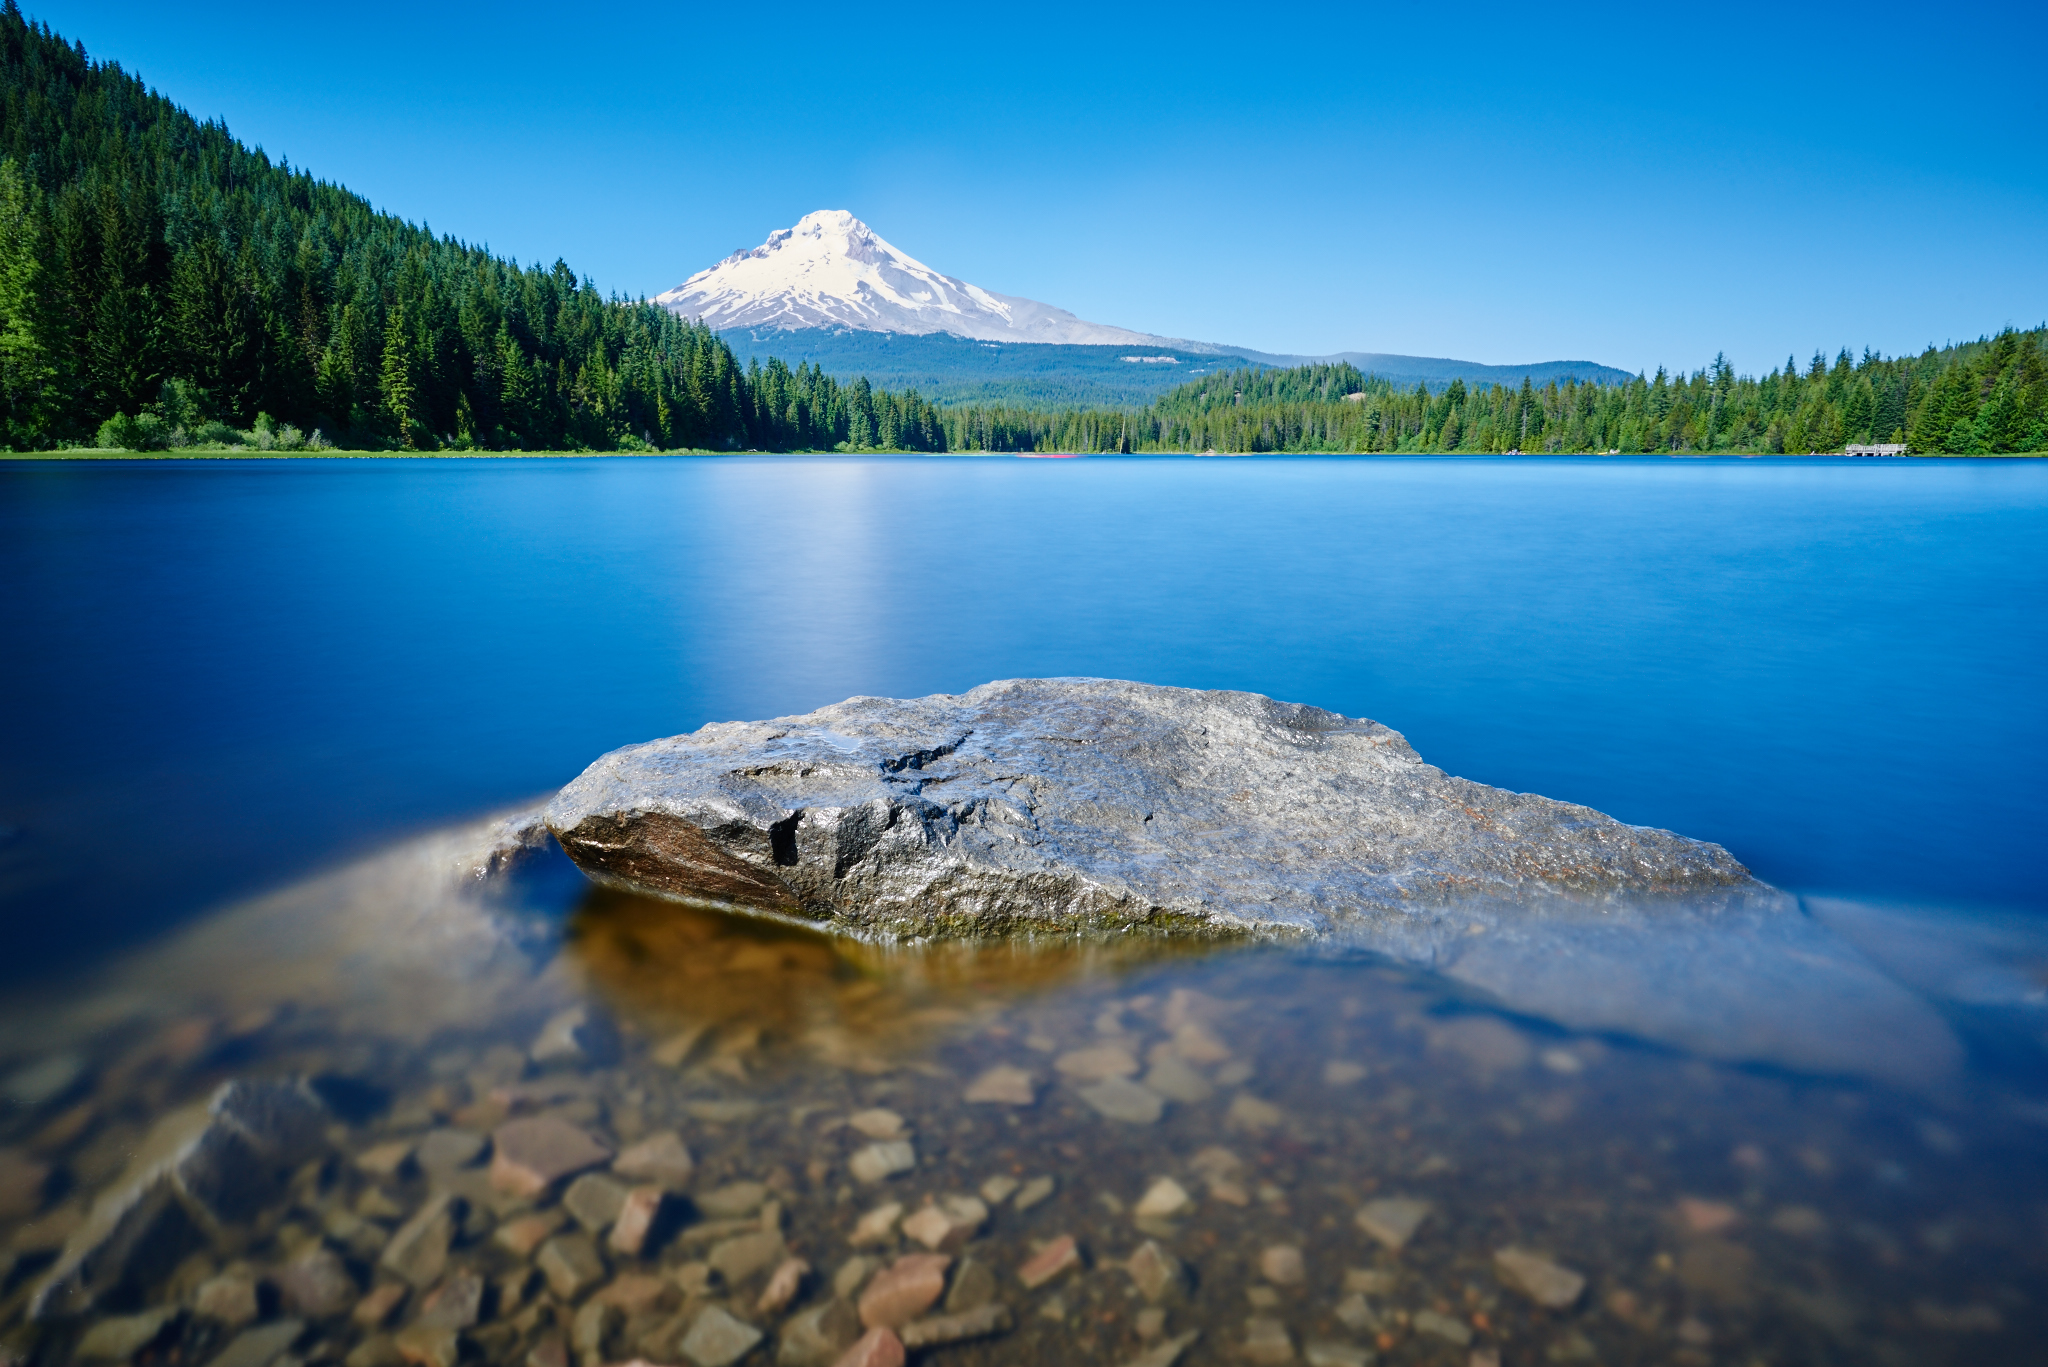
[3,455,2043,972]
[2,455,2046,1366]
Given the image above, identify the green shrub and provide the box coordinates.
[94,412,171,451]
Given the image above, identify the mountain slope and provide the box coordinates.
[719,328,1637,408]
[655,210,1180,348]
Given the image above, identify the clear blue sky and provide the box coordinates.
[34,0,2046,375]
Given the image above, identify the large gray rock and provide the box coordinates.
[32,1079,328,1319]
[545,679,1759,939]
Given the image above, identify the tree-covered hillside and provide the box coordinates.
[935,334,2048,454]
[0,4,947,452]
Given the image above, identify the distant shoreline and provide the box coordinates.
[6,450,2042,463]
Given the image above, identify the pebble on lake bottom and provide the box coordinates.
[851,1201,904,1247]
[489,1117,611,1198]
[1125,1240,1187,1303]
[679,1305,763,1367]
[1413,1308,1473,1345]
[849,1140,917,1183]
[963,1065,1037,1106]
[1493,1246,1586,1308]
[1242,1315,1295,1364]
[1120,1330,1199,1367]
[1353,1197,1431,1252]
[1133,1177,1192,1220]
[1260,1244,1306,1285]
[1078,1077,1166,1124]
[831,1326,905,1367]
[612,1130,694,1188]
[858,1252,951,1328]
[1017,1235,1080,1289]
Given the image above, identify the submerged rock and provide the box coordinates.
[32,1079,329,1319]
[545,679,1758,939]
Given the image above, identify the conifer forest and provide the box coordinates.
[0,5,2039,457]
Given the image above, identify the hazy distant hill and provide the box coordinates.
[720,328,1635,408]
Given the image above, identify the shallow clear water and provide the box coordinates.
[1,455,2045,1367]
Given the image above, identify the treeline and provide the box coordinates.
[0,4,946,453]
[934,334,2048,455]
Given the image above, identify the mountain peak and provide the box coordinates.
[654,211,1171,347]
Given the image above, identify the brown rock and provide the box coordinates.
[1012,1176,1056,1211]
[1676,1198,1741,1234]
[490,1118,611,1198]
[1120,1329,1199,1367]
[900,1302,1011,1349]
[612,1132,694,1189]
[1241,1316,1294,1364]
[536,1234,607,1299]
[494,1210,566,1258]
[353,1282,408,1328]
[850,1202,903,1248]
[75,1307,180,1360]
[1353,1198,1430,1252]
[857,1253,950,1329]
[1125,1242,1185,1303]
[571,1298,621,1362]
[758,1258,810,1315]
[901,1196,986,1252]
[418,1270,484,1330]
[962,1067,1035,1106]
[696,1180,769,1219]
[778,1300,861,1367]
[415,1129,487,1177]
[381,1196,460,1289]
[848,1142,915,1184]
[679,1306,763,1367]
[1493,1247,1585,1308]
[564,1173,631,1231]
[1132,1179,1192,1220]
[609,1186,669,1257]
[1017,1235,1080,1289]
[830,1327,905,1367]
[709,1230,786,1284]
[195,1270,262,1326]
[1225,1094,1284,1134]
[393,1323,460,1367]
[596,1273,674,1315]
[1054,1046,1140,1080]
[1259,1245,1306,1286]
[0,1147,51,1222]
[943,1258,996,1314]
[847,1109,906,1140]
[526,1334,569,1367]
[355,1141,416,1179]
[275,1245,358,1317]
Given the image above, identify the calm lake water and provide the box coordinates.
[0,455,2044,1367]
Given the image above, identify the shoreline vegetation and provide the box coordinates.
[2,6,2044,460]
[7,448,2042,462]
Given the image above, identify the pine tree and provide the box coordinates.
[0,157,54,448]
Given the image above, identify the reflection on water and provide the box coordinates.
[1,815,2045,1366]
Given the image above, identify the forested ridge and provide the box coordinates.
[0,3,2038,457]
[940,334,2048,455]
[0,5,947,453]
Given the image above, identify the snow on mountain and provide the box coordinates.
[652,210,1186,348]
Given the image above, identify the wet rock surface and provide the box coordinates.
[545,679,1760,939]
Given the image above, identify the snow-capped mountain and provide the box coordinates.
[652,210,1185,348]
